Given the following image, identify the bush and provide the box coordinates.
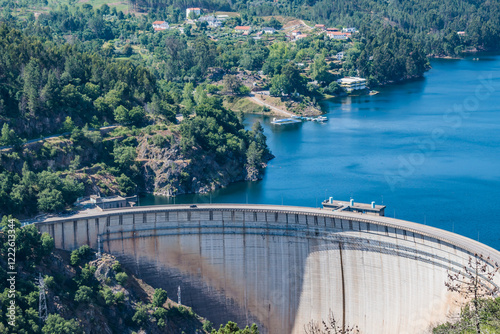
[100,286,116,306]
[132,303,149,326]
[203,321,214,332]
[115,291,125,304]
[152,134,168,147]
[237,85,251,95]
[152,288,168,307]
[115,272,128,285]
[112,261,122,272]
[117,173,136,196]
[42,314,84,334]
[70,245,94,266]
[74,285,93,304]
[37,189,65,212]
[206,84,220,94]
[153,307,167,320]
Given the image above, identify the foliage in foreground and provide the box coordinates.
[304,310,359,334]
[433,297,500,333]
[434,255,500,333]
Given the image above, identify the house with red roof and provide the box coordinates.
[327,31,350,40]
[152,21,169,31]
[235,26,252,33]
[186,8,201,19]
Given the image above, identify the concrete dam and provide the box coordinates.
[34,204,500,333]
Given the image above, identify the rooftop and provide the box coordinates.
[322,199,386,216]
[338,76,367,83]
[323,199,385,211]
[153,21,166,24]
[235,26,251,30]
[91,195,126,203]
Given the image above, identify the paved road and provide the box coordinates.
[248,93,294,117]
[0,125,118,151]
[34,203,500,267]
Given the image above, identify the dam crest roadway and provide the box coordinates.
[33,204,500,333]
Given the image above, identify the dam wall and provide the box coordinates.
[35,204,500,333]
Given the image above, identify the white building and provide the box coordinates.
[342,27,357,33]
[336,52,344,60]
[337,77,367,92]
[186,7,201,19]
[327,31,350,40]
[199,15,223,27]
[262,27,276,34]
[152,21,169,31]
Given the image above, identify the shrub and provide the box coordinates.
[42,314,84,334]
[100,286,115,306]
[115,272,128,285]
[112,261,122,272]
[74,285,93,304]
[152,288,168,307]
[132,303,149,326]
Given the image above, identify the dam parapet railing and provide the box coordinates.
[30,203,500,334]
[33,203,500,267]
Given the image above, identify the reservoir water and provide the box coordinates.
[141,54,500,250]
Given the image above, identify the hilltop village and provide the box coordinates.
[146,7,368,116]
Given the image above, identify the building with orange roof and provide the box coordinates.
[186,7,201,19]
[152,21,169,31]
[327,31,350,40]
[235,26,252,33]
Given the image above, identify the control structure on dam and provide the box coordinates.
[34,204,500,333]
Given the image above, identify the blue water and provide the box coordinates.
[141,54,500,250]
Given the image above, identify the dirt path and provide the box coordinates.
[248,93,295,117]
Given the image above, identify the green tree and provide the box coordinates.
[114,105,129,124]
[223,75,243,95]
[0,123,22,147]
[269,74,288,96]
[115,272,128,285]
[23,59,42,114]
[132,303,149,326]
[442,256,500,333]
[61,116,75,133]
[310,55,329,83]
[152,288,168,307]
[246,142,262,167]
[74,285,93,304]
[100,286,116,306]
[37,189,65,212]
[113,145,137,169]
[42,314,84,334]
[123,44,134,57]
[117,173,136,195]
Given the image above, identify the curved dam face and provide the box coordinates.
[35,204,500,333]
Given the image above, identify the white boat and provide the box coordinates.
[271,117,302,125]
[315,116,328,122]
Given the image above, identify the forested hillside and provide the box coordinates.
[131,0,500,56]
[0,22,271,217]
[0,0,493,216]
